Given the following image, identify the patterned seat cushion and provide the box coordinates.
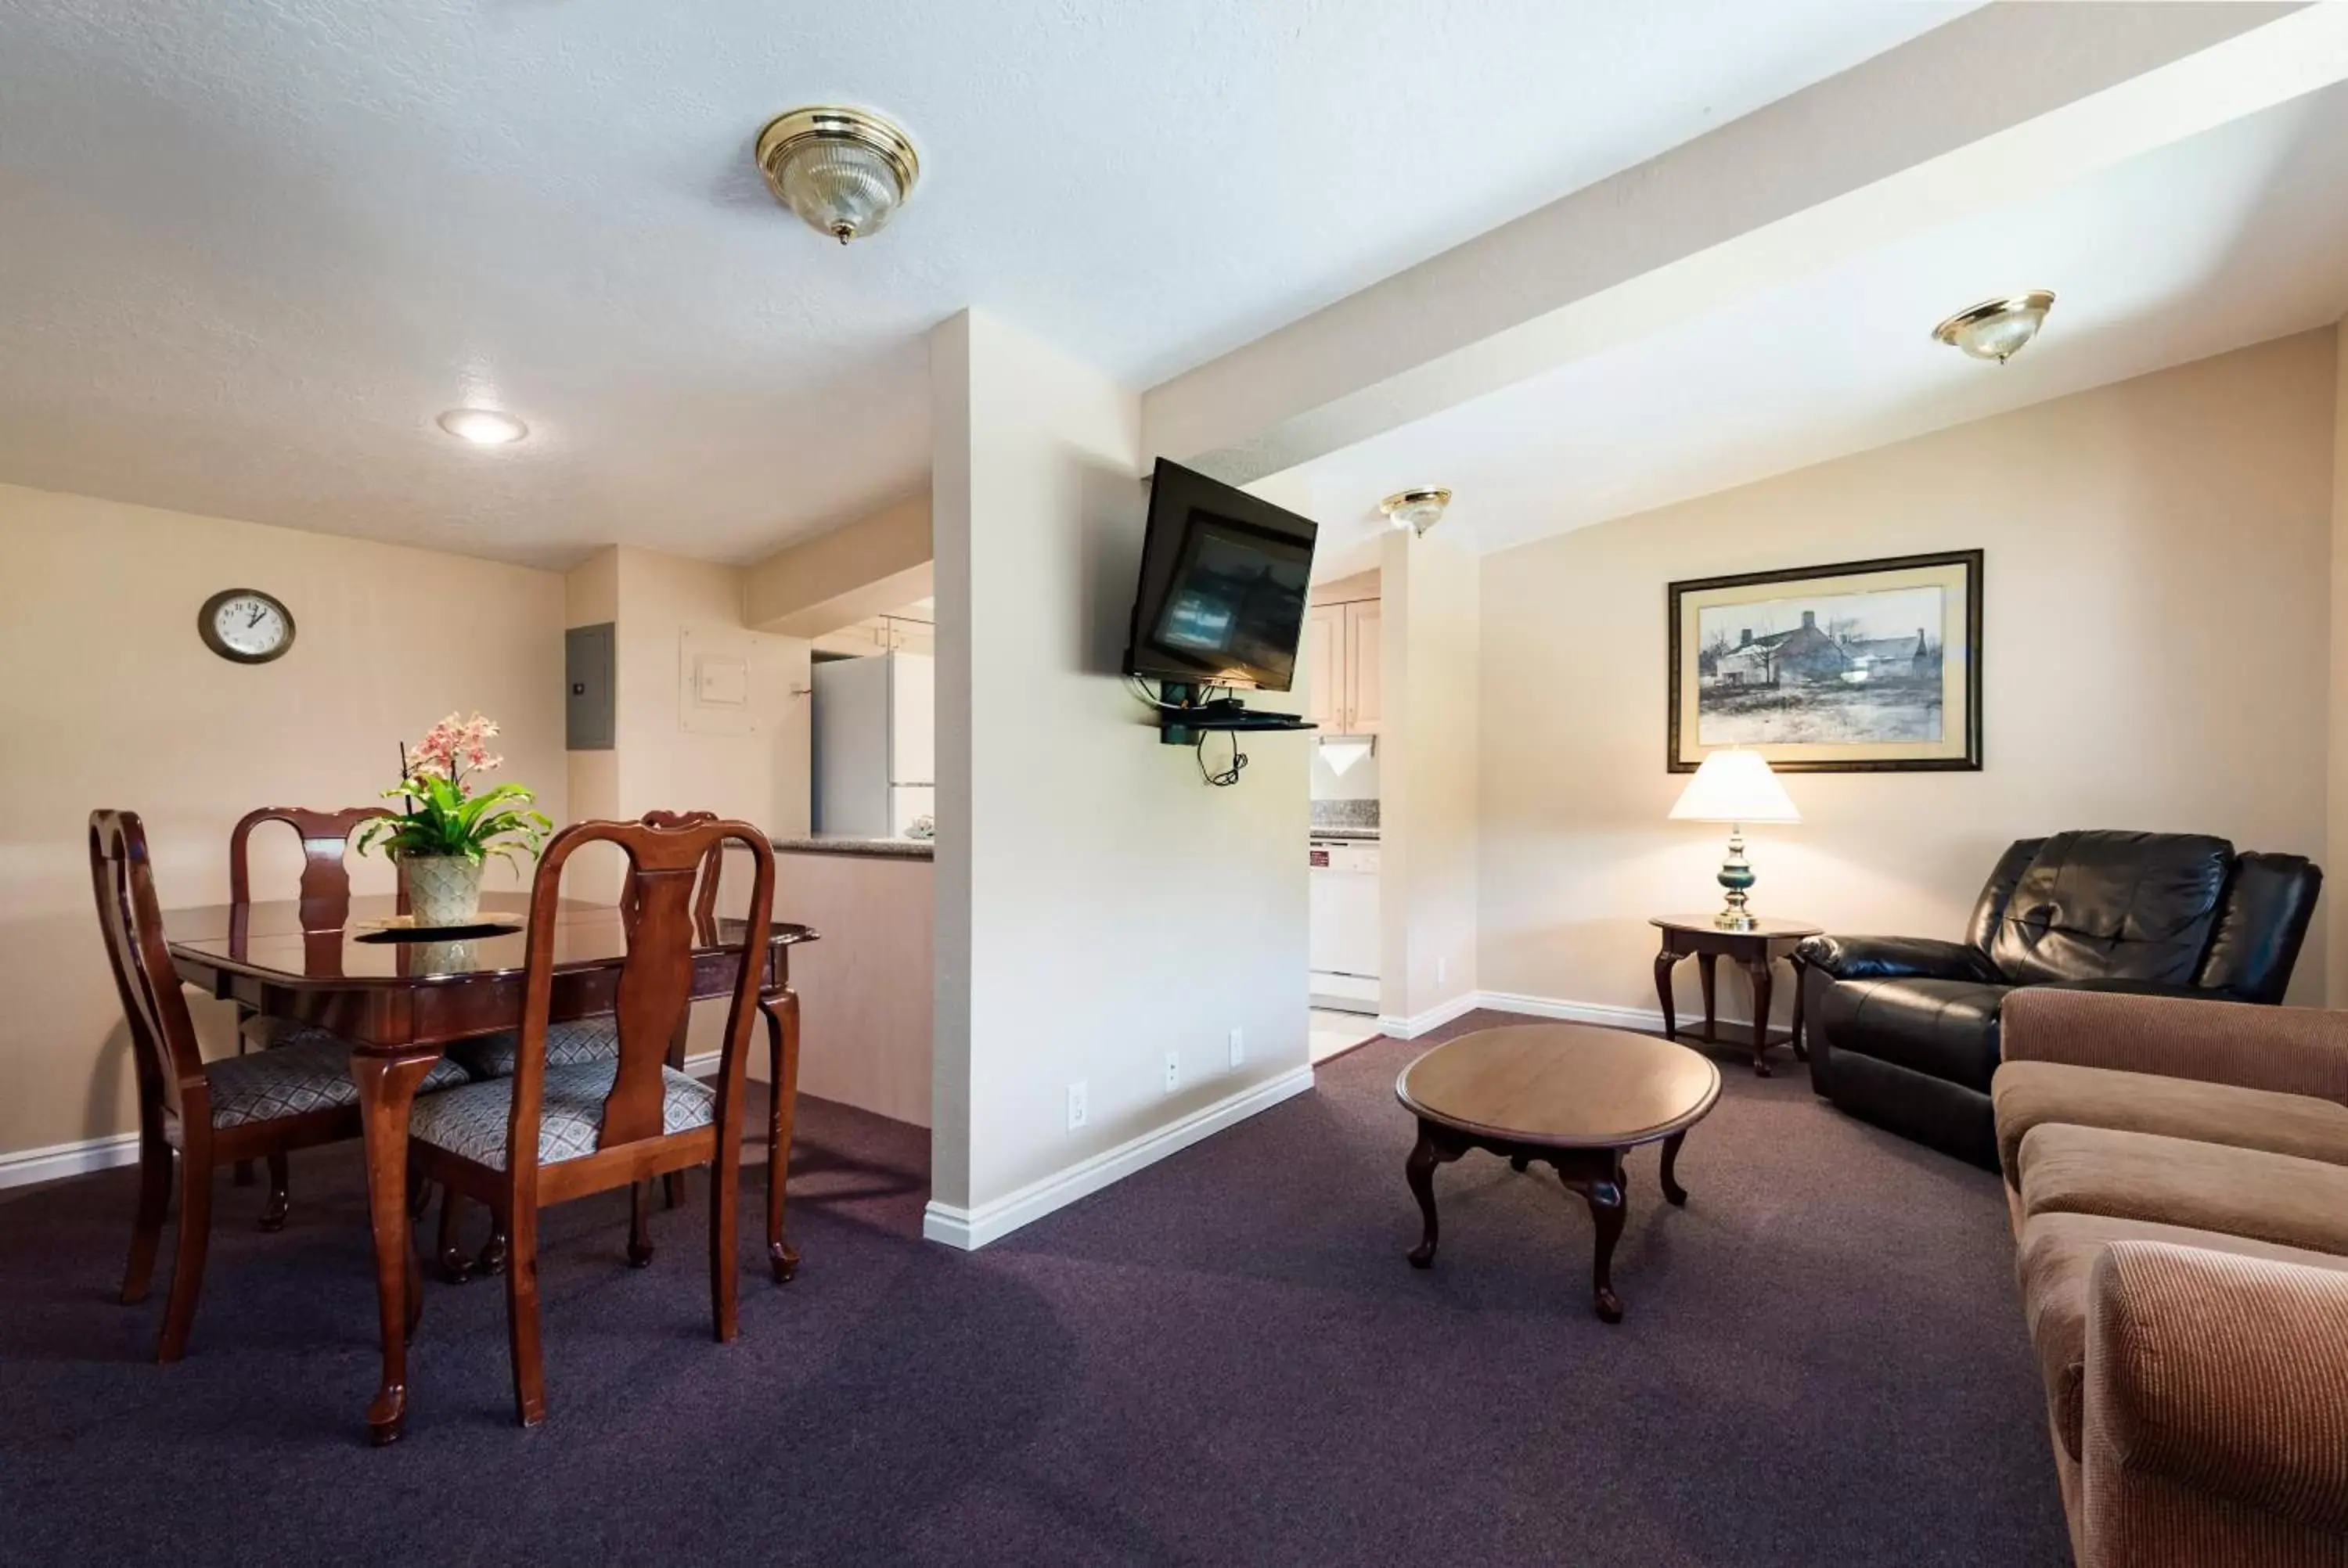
[446,1016,622,1081]
[205,1037,469,1129]
[408,1059,715,1171]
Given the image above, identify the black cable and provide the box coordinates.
[1196,728,1248,787]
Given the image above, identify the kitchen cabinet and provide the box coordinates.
[1309,597,1381,736]
[1345,599,1381,734]
[1305,604,1342,729]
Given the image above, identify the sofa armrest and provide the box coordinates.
[1795,934,1997,984]
[2001,987,2348,1103]
[2083,1241,2348,1559]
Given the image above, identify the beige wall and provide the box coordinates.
[564,545,814,1058]
[564,547,622,851]
[2331,318,2348,1007]
[746,491,931,638]
[780,851,935,1126]
[1479,330,2337,1025]
[608,545,808,831]
[927,310,1310,1241]
[0,483,567,1162]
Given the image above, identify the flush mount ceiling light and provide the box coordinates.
[755,106,921,244]
[1380,487,1452,536]
[1932,291,2055,364]
[435,408,528,446]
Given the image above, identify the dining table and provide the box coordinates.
[164,889,818,1444]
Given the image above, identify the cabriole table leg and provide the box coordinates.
[1558,1149,1630,1323]
[1404,1121,1463,1268]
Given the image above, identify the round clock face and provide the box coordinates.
[198,588,295,664]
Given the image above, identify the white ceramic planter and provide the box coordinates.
[402,853,484,928]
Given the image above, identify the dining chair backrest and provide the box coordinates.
[615,814,729,940]
[89,810,208,1125]
[509,812,776,1180]
[229,805,394,930]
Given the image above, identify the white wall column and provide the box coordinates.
[926,310,1313,1248]
[1377,524,1480,1034]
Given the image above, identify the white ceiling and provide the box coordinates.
[1291,79,2348,565]
[0,1,1972,570]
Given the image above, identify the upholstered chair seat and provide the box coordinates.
[409,1059,715,1171]
[206,1034,468,1129]
[446,1016,621,1081]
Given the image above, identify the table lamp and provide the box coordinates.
[1669,749,1800,930]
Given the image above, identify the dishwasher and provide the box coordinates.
[1309,838,1381,1014]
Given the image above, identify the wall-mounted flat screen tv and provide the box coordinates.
[1123,459,1317,692]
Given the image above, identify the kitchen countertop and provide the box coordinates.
[1309,828,1381,842]
[772,836,936,861]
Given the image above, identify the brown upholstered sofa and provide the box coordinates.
[1992,987,2348,1566]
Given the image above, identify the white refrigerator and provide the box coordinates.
[812,652,935,839]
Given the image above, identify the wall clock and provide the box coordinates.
[198,588,296,664]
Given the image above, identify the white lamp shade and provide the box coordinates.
[1669,749,1800,824]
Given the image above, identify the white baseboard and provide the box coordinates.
[684,1049,723,1077]
[1475,989,1763,1035]
[1374,991,1483,1041]
[0,1129,142,1192]
[923,1063,1316,1251]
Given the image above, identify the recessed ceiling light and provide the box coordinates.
[436,408,528,446]
[1932,292,2055,364]
[1380,487,1452,536]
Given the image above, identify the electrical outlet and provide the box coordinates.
[1163,1051,1180,1094]
[1067,1081,1089,1132]
[1437,955,1449,985]
[1228,1027,1245,1069]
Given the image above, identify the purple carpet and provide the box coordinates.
[0,1010,2067,1564]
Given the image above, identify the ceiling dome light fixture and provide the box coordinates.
[1380,487,1453,536]
[755,106,921,244]
[1932,290,2056,364]
[436,408,528,446]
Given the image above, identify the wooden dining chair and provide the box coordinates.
[226,804,392,1219]
[89,809,470,1362]
[402,812,776,1427]
[433,833,805,1286]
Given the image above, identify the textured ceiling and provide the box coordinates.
[0,1,1968,568]
[1291,81,2348,563]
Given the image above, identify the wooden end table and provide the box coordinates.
[1396,1023,1720,1322]
[1650,913,1820,1078]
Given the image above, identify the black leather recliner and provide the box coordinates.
[1797,830,2321,1168]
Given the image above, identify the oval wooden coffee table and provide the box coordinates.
[1396,1023,1722,1322]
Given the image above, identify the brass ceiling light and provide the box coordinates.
[1380,487,1452,536]
[1932,291,2055,364]
[755,106,921,244]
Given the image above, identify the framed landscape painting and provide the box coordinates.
[1666,549,1982,773]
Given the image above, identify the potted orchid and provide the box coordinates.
[357,712,552,927]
